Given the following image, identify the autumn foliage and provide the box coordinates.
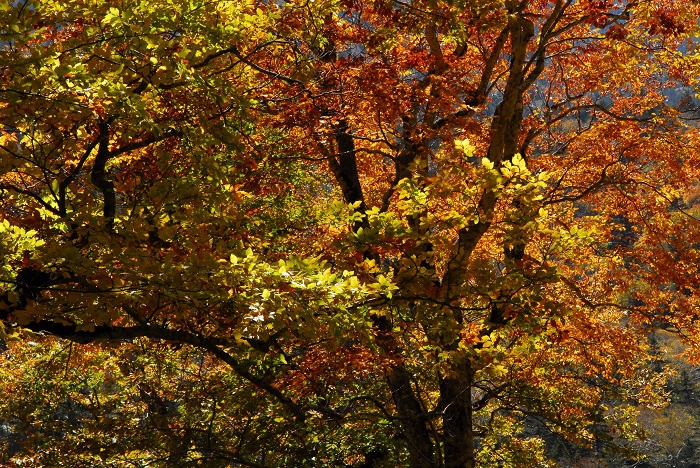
[2,0,700,466]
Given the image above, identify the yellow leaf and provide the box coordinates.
[481,157,494,170]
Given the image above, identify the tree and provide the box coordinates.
[2,0,700,466]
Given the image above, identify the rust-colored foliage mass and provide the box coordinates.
[1,0,700,466]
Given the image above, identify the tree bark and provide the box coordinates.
[388,365,437,468]
[373,314,437,468]
[440,359,475,468]
[90,121,116,231]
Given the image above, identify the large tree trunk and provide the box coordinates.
[388,365,437,468]
[440,359,475,468]
[373,314,437,467]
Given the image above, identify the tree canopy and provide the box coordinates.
[2,0,700,466]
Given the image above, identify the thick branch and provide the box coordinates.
[472,26,510,107]
[442,12,546,293]
[327,121,368,231]
[487,14,535,164]
[202,343,308,421]
[0,294,311,422]
[58,133,102,216]
[108,128,184,158]
[90,121,116,230]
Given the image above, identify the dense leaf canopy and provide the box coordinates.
[2,0,700,466]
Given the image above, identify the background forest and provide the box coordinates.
[2,0,700,466]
